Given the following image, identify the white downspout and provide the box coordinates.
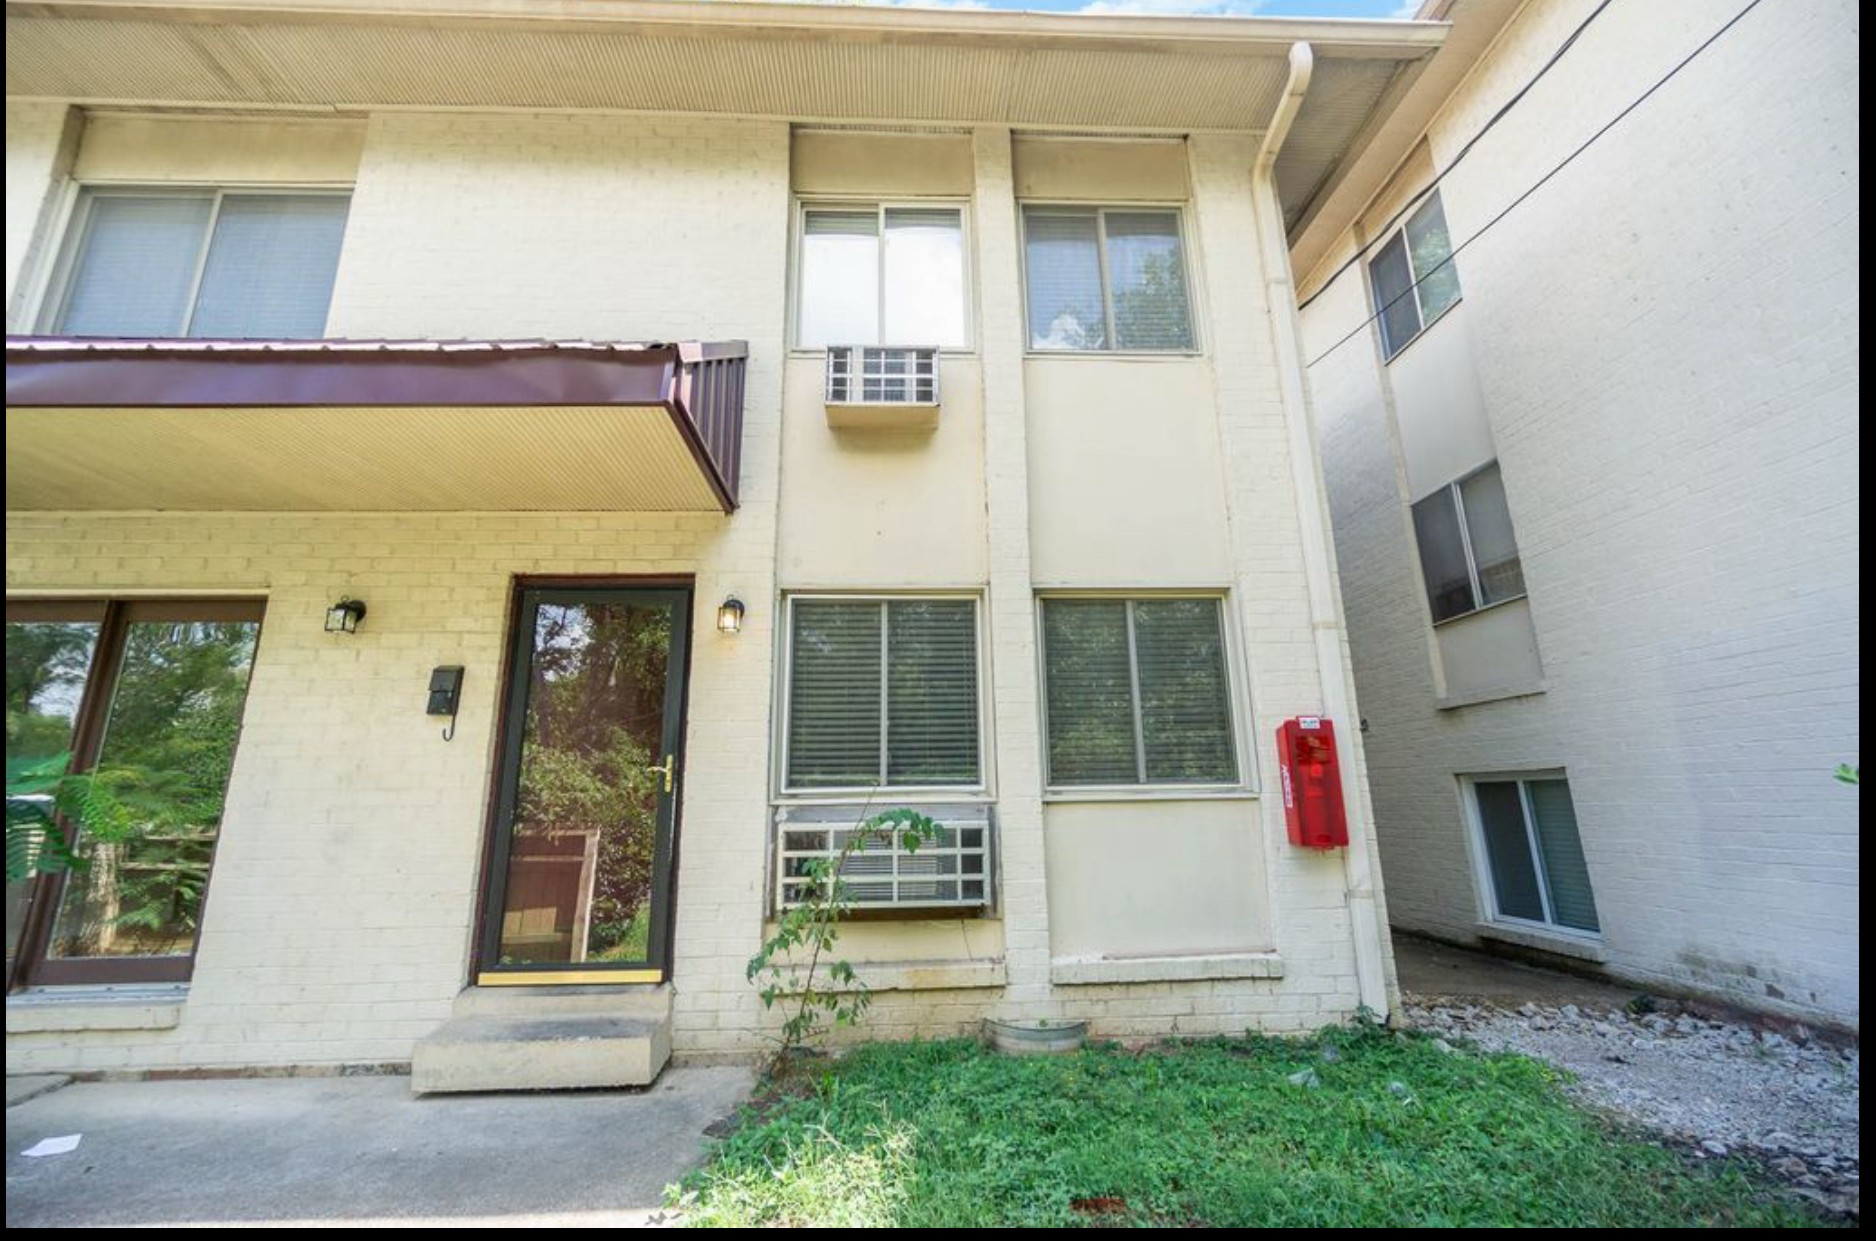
[1254,42,1391,1019]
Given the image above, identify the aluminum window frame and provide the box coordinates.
[1369,190,1462,361]
[1459,770,1603,943]
[775,591,992,800]
[36,184,354,339]
[1034,590,1255,799]
[788,197,976,353]
[1413,459,1528,627]
[1018,201,1202,356]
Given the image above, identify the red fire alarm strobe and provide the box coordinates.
[1277,716,1349,850]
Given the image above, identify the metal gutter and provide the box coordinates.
[1253,43,1394,1020]
[7,0,1449,58]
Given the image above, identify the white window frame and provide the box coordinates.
[1413,459,1527,627]
[1034,590,1256,801]
[1459,771,1602,942]
[1018,201,1202,357]
[788,197,976,353]
[774,591,992,800]
[36,184,353,338]
[1369,190,1461,361]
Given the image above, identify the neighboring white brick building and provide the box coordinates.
[3,1,1444,1081]
[1295,0,1859,1026]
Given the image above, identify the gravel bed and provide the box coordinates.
[1404,997,1860,1219]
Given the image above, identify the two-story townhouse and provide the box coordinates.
[1295,0,1858,1026]
[3,0,1445,1087]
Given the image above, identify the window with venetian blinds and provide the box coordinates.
[48,189,351,339]
[785,598,982,790]
[1040,597,1238,788]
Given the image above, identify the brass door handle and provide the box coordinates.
[649,755,676,794]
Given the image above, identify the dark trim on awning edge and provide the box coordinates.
[4,336,750,512]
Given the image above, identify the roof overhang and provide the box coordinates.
[1286,0,1524,285]
[4,337,749,512]
[5,0,1448,235]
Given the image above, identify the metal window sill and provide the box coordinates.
[1043,787,1259,804]
[1475,922,1607,963]
[769,957,1006,995]
[1436,680,1547,711]
[1051,951,1284,986]
[1024,349,1205,361]
[7,984,187,1034]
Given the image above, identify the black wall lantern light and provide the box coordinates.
[716,597,746,635]
[325,597,368,634]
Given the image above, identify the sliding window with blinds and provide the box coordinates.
[1040,596,1240,789]
[1023,206,1194,352]
[45,188,350,339]
[785,597,982,790]
[1470,775,1600,935]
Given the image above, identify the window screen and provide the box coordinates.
[1024,207,1193,352]
[1041,597,1237,787]
[188,195,351,338]
[798,205,966,349]
[51,190,349,339]
[1473,776,1600,934]
[1370,190,1461,358]
[786,598,980,789]
[1411,462,1526,623]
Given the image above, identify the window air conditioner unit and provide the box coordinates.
[775,810,990,912]
[824,345,940,430]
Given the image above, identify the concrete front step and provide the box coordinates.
[412,988,673,1094]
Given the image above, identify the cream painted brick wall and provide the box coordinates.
[1303,0,1859,1022]
[4,100,74,327]
[8,108,1383,1067]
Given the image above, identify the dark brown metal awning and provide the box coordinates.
[4,337,748,513]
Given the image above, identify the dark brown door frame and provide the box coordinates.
[470,576,695,986]
[6,597,266,992]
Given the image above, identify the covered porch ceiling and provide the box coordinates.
[3,0,1448,233]
[3,337,749,512]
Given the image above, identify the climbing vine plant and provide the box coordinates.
[746,808,941,1059]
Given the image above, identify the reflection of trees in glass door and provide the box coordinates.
[481,587,690,984]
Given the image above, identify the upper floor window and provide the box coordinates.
[1370,192,1460,359]
[1039,595,1239,789]
[43,188,350,339]
[783,596,983,791]
[795,203,968,349]
[1411,461,1526,624]
[1023,206,1194,352]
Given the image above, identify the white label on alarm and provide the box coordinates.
[1299,716,1322,730]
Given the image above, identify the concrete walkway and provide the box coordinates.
[1392,932,1640,1008]
[4,1067,753,1228]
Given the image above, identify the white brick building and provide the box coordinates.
[3,1,1445,1082]
[1295,0,1858,1026]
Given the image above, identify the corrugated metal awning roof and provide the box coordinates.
[4,335,750,512]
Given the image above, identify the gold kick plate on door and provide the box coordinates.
[649,754,676,794]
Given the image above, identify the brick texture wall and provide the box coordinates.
[6,109,1388,1068]
[1302,0,1859,1023]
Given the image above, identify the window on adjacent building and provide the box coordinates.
[1023,207,1195,352]
[44,189,351,338]
[1411,461,1526,624]
[1369,191,1460,359]
[795,204,968,349]
[5,599,264,987]
[1469,775,1599,934]
[1040,596,1238,788]
[784,597,982,790]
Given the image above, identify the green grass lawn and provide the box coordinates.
[675,1028,1823,1228]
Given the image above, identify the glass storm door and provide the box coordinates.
[478,588,690,985]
